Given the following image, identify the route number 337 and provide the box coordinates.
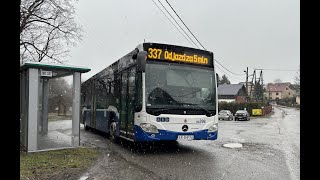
[148,48,162,59]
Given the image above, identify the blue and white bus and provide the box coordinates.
[81,42,218,142]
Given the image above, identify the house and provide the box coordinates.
[265,83,296,100]
[290,84,300,105]
[218,84,248,103]
[296,93,300,105]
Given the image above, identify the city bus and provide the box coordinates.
[80,42,218,142]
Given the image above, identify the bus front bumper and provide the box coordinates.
[134,125,218,142]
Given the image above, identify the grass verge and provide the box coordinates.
[20,147,100,180]
[48,113,72,121]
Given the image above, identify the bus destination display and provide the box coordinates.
[144,43,213,67]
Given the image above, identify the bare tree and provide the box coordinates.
[20,0,82,63]
[48,78,72,115]
[294,66,300,85]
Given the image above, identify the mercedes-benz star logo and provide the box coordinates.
[182,125,188,132]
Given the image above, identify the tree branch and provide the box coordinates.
[20,0,81,63]
[24,19,70,34]
[23,43,37,61]
[20,0,45,33]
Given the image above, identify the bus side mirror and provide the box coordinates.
[216,73,219,87]
[136,51,147,72]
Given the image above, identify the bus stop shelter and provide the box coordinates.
[20,62,90,152]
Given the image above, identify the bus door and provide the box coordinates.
[86,80,96,129]
[120,67,136,139]
[120,71,129,138]
[127,67,136,138]
[91,80,97,129]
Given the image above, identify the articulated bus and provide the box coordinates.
[80,42,218,142]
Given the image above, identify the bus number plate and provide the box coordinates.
[177,135,194,141]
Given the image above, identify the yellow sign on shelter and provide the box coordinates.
[252,109,262,116]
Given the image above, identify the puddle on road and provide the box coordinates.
[79,174,89,180]
[223,143,243,148]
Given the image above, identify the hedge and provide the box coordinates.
[275,97,299,108]
[218,102,269,116]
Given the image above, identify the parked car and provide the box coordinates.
[234,110,250,121]
[218,110,233,121]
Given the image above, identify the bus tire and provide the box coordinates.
[84,120,89,131]
[110,122,118,143]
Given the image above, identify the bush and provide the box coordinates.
[276,97,298,107]
[218,102,269,116]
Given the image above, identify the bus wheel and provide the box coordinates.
[110,122,118,143]
[84,121,89,131]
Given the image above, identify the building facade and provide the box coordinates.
[265,83,296,100]
[218,84,248,103]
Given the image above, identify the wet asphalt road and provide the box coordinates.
[76,106,299,180]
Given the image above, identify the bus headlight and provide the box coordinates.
[140,123,159,133]
[208,123,218,132]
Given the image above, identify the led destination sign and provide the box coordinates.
[144,43,213,67]
[148,48,209,65]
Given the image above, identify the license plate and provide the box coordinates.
[177,135,194,141]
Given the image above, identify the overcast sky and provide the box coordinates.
[66,0,300,84]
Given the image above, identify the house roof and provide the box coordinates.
[266,83,291,92]
[218,84,245,95]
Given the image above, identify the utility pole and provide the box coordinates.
[261,70,263,87]
[259,70,264,103]
[253,69,264,103]
[254,71,257,86]
[250,70,255,98]
[244,67,248,102]
[246,67,249,93]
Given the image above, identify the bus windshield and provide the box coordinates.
[145,63,216,114]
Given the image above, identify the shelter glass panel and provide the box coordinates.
[37,73,73,150]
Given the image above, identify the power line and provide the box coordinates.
[254,68,298,72]
[150,0,195,47]
[164,0,246,76]
[151,0,246,78]
[214,58,246,76]
[156,0,200,49]
[165,0,206,50]
[215,64,244,81]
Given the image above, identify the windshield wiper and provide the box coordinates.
[150,107,177,116]
[179,103,214,117]
[148,104,215,117]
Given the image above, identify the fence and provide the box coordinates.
[261,106,272,116]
